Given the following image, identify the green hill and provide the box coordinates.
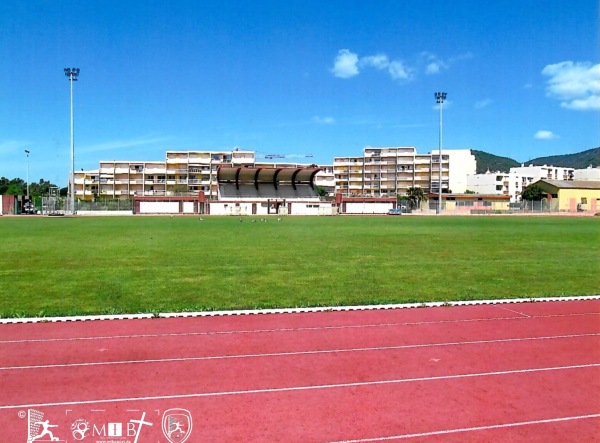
[471,150,519,174]
[525,147,599,169]
[472,147,599,173]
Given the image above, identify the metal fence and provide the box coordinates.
[41,198,133,214]
[424,199,562,214]
[76,199,133,211]
[509,200,560,213]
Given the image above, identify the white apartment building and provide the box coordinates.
[333,146,475,197]
[73,149,334,201]
[467,164,575,202]
[431,149,477,195]
[574,165,600,181]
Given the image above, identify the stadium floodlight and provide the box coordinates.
[434,92,447,215]
[64,68,80,214]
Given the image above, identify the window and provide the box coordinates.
[581,198,587,204]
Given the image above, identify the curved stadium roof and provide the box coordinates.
[217,166,321,190]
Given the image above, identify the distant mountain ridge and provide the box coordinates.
[471,147,599,174]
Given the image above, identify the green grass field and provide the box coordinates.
[0,215,598,318]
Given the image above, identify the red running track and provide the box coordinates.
[0,300,599,442]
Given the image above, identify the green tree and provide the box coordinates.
[29,179,57,197]
[5,182,24,195]
[315,186,328,197]
[0,177,9,194]
[406,186,428,209]
[521,185,546,201]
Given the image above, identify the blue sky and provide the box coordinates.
[1,0,598,186]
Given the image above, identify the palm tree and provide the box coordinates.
[406,186,428,210]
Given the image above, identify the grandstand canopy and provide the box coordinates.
[217,166,321,190]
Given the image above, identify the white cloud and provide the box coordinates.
[331,49,360,78]
[331,49,469,81]
[331,49,412,81]
[534,130,559,140]
[561,94,600,111]
[449,52,474,63]
[360,54,389,70]
[388,61,412,80]
[421,51,471,75]
[421,52,448,75]
[474,99,493,109]
[425,62,441,75]
[312,116,335,125]
[542,61,600,111]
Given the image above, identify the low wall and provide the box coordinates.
[76,210,134,216]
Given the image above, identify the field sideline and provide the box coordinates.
[0,215,598,318]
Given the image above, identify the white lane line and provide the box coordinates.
[498,306,531,317]
[1,333,598,371]
[1,311,598,345]
[326,413,600,442]
[1,363,598,410]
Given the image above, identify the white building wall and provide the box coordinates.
[467,163,577,202]
[288,202,336,215]
[209,203,254,216]
[510,164,574,181]
[208,201,334,216]
[430,149,476,193]
[467,172,509,196]
[345,202,393,214]
[290,203,320,215]
[574,166,600,181]
[139,201,180,214]
[182,202,195,213]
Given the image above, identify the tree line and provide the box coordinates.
[0,177,67,197]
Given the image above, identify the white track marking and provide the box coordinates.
[326,413,600,442]
[498,306,531,317]
[1,311,598,345]
[1,363,598,410]
[2,295,598,325]
[1,333,598,371]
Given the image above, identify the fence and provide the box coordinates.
[41,198,133,214]
[77,199,133,211]
[424,199,562,214]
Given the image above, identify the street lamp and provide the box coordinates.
[64,67,80,214]
[24,149,30,198]
[434,92,447,214]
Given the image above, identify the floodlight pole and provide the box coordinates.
[24,149,30,198]
[64,67,80,214]
[434,92,447,215]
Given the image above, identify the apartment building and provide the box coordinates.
[73,149,334,201]
[466,164,575,202]
[573,165,600,181]
[333,146,475,197]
